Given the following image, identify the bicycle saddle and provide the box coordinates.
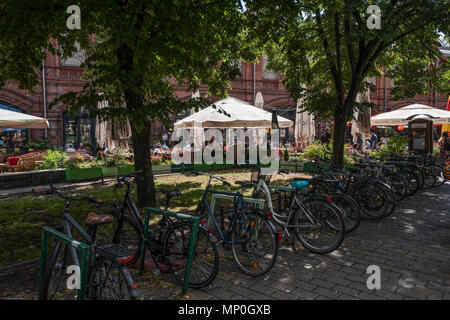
[159,189,182,197]
[85,212,114,225]
[289,181,309,190]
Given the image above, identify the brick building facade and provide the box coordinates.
[1,49,448,150]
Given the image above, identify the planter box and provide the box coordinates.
[194,163,214,171]
[102,167,118,177]
[152,164,171,174]
[65,167,102,180]
[280,161,304,172]
[117,166,135,176]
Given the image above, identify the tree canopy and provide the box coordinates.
[246,0,449,166]
[0,0,258,205]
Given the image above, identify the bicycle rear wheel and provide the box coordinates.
[87,259,139,300]
[293,197,345,254]
[350,182,388,219]
[96,214,142,267]
[231,211,278,277]
[163,221,219,289]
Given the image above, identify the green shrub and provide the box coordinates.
[26,138,51,151]
[301,141,351,164]
[65,159,103,169]
[38,151,67,170]
[102,150,133,167]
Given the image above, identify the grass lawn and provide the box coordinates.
[0,168,310,267]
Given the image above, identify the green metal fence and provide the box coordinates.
[38,226,90,300]
[140,207,201,295]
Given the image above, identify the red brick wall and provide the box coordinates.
[1,51,447,146]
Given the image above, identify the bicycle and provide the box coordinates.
[97,171,220,289]
[32,186,140,300]
[238,167,345,254]
[192,171,279,277]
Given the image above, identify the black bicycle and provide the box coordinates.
[97,171,220,289]
[33,186,140,300]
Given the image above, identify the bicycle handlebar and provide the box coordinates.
[190,171,231,187]
[31,186,104,204]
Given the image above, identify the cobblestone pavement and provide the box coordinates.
[180,182,450,300]
[2,182,449,300]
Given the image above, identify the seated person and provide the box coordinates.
[76,143,88,153]
[351,144,363,157]
[161,142,170,151]
[66,144,76,152]
[153,143,165,156]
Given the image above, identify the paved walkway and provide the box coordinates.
[179,182,450,300]
[2,182,449,300]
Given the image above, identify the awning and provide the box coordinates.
[0,108,49,129]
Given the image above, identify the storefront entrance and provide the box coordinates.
[63,110,96,155]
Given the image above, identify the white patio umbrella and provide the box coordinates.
[294,98,315,146]
[351,90,371,140]
[174,97,293,129]
[371,104,450,126]
[0,108,49,129]
[254,92,264,109]
[253,92,265,144]
[190,90,200,115]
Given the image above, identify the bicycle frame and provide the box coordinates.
[194,174,253,246]
[252,177,322,238]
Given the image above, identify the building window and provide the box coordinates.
[63,110,96,154]
[60,42,85,67]
[262,55,278,80]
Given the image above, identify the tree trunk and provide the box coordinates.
[130,120,156,207]
[332,109,347,169]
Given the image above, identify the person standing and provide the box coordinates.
[355,132,363,151]
[369,128,378,151]
[438,131,450,157]
[320,127,332,144]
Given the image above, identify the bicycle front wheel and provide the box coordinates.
[41,240,70,300]
[163,221,219,289]
[293,197,345,254]
[328,193,361,233]
[231,211,278,277]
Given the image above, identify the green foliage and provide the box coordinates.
[283,148,289,161]
[301,141,351,164]
[372,132,408,159]
[102,150,133,168]
[38,151,66,170]
[25,138,51,151]
[245,0,449,167]
[64,158,103,169]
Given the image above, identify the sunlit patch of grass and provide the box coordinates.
[0,169,311,267]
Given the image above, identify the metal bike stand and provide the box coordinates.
[208,193,266,229]
[140,208,200,295]
[38,226,89,300]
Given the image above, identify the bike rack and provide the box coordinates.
[38,226,89,300]
[140,208,200,295]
